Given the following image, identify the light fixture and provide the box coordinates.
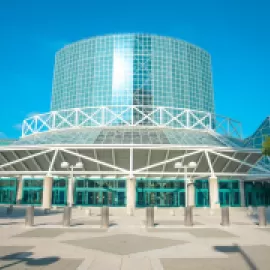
[61,161,69,169]
[174,161,197,207]
[188,161,197,168]
[75,161,83,169]
[174,162,183,169]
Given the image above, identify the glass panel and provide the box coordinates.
[74,178,126,206]
[76,192,83,205]
[219,182,229,189]
[232,182,239,189]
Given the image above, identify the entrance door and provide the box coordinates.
[23,189,42,205]
[196,190,209,207]
[0,189,16,204]
[52,189,66,205]
[219,180,240,207]
[219,190,230,206]
[245,182,267,206]
[0,178,17,204]
[52,178,67,205]
[195,180,209,207]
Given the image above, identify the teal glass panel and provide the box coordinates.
[52,178,67,205]
[136,179,185,207]
[244,182,270,206]
[218,180,240,207]
[74,178,126,207]
[0,178,17,204]
[195,180,209,207]
[22,178,43,205]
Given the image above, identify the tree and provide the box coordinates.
[262,136,270,156]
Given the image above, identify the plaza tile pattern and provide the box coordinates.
[64,233,187,255]
[148,228,237,238]
[161,245,270,270]
[15,228,107,238]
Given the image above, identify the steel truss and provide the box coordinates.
[22,106,243,139]
[0,145,269,180]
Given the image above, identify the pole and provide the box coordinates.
[68,166,74,207]
[184,167,188,207]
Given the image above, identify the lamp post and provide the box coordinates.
[174,161,197,207]
[61,161,83,207]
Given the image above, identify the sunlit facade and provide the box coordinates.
[51,34,214,114]
[0,34,269,211]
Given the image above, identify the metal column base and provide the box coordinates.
[258,206,267,227]
[221,207,230,226]
[146,207,154,227]
[184,206,193,227]
[63,206,72,227]
[25,206,34,227]
[101,206,109,228]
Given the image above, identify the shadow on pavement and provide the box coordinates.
[214,244,257,270]
[0,252,59,269]
[0,206,63,219]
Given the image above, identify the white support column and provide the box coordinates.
[187,182,195,206]
[209,176,220,209]
[240,180,246,207]
[16,176,23,204]
[126,176,136,216]
[42,176,53,209]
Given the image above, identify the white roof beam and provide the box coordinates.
[209,150,270,174]
[0,149,53,170]
[25,150,42,171]
[135,150,202,173]
[62,148,128,173]
[205,150,215,177]
[0,152,16,171]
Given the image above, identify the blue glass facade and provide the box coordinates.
[51,34,214,114]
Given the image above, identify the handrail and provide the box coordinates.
[21,105,242,139]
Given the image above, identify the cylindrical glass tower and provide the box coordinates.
[51,34,214,114]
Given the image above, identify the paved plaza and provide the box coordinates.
[0,206,270,269]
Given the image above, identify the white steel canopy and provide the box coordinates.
[0,144,269,180]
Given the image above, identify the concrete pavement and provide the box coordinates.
[0,206,270,269]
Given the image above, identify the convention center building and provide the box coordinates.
[0,34,269,213]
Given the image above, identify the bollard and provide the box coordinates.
[44,208,50,215]
[101,206,109,228]
[85,208,91,216]
[146,207,154,227]
[184,206,193,227]
[25,206,34,227]
[6,205,14,215]
[258,206,267,227]
[63,206,72,227]
[221,207,230,226]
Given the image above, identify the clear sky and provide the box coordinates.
[0,0,269,139]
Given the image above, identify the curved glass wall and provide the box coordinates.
[51,34,214,114]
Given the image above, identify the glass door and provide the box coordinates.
[244,182,269,206]
[195,180,209,207]
[219,180,240,207]
[0,178,17,204]
[136,179,185,207]
[74,178,126,207]
[22,179,43,205]
[52,178,67,205]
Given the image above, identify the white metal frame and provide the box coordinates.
[21,105,243,139]
[0,146,268,181]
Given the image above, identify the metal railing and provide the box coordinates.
[21,105,242,139]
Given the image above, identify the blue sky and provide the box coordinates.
[0,0,269,139]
